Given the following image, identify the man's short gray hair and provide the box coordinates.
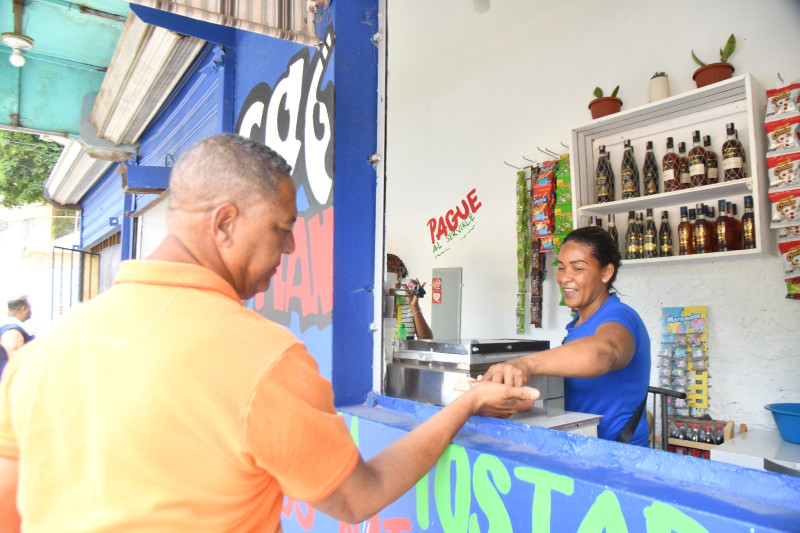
[7,296,29,313]
[169,134,293,213]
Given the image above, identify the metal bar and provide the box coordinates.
[50,247,55,320]
[69,249,74,308]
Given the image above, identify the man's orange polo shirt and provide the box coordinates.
[0,260,359,532]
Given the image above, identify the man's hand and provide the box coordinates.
[479,358,531,387]
[463,381,539,418]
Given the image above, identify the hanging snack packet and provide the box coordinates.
[769,187,800,227]
[767,149,800,192]
[765,112,800,152]
[766,83,800,117]
[779,239,800,282]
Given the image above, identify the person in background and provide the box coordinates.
[0,134,538,532]
[387,253,433,340]
[482,226,651,446]
[0,297,34,376]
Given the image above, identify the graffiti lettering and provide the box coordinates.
[428,189,482,245]
[236,27,336,331]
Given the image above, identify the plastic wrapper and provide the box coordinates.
[765,112,800,152]
[766,83,800,117]
[779,239,800,281]
[777,225,800,245]
[767,149,800,192]
[769,187,800,227]
[787,279,800,300]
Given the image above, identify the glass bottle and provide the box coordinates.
[643,141,659,195]
[595,145,612,203]
[678,142,691,189]
[620,140,641,199]
[727,202,740,250]
[678,206,695,255]
[643,208,658,258]
[694,203,713,254]
[625,211,637,260]
[605,149,616,201]
[662,137,680,192]
[716,199,733,252]
[607,213,619,250]
[742,195,756,249]
[722,122,746,181]
[688,130,707,187]
[703,135,719,183]
[635,212,645,258]
[659,210,673,257]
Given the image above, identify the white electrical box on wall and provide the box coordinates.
[569,73,775,265]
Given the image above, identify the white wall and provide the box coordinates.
[385,0,800,430]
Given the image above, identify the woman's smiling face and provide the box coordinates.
[556,241,614,315]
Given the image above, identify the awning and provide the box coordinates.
[128,0,322,47]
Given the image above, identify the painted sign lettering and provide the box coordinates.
[429,188,482,258]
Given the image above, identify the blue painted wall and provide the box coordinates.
[80,165,123,250]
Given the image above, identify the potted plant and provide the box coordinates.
[649,72,670,102]
[589,86,621,119]
[692,34,736,88]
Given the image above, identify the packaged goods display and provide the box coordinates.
[516,169,531,333]
[659,306,709,419]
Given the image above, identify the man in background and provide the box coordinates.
[0,297,33,376]
[0,134,538,532]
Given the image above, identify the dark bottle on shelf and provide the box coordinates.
[678,206,695,255]
[643,141,659,195]
[708,205,718,252]
[727,201,741,250]
[643,208,658,258]
[620,140,641,199]
[678,142,691,189]
[688,130,708,187]
[742,195,757,249]
[716,199,734,252]
[659,210,673,257]
[595,145,612,203]
[635,212,645,258]
[722,122,746,181]
[607,213,619,250]
[625,211,638,260]
[703,135,719,183]
[694,203,713,254]
[662,137,680,192]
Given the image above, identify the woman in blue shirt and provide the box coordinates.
[483,226,651,446]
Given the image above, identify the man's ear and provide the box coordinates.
[210,203,239,247]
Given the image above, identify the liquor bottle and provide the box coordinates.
[607,213,619,250]
[742,195,756,249]
[678,142,691,189]
[678,206,694,255]
[595,145,612,203]
[693,203,712,254]
[659,210,673,257]
[642,141,659,195]
[707,205,718,252]
[643,208,658,258]
[635,212,645,258]
[662,137,680,192]
[605,150,616,201]
[625,211,637,260]
[716,199,733,252]
[620,140,640,199]
[703,135,719,183]
[727,201,741,250]
[688,130,707,187]
[722,122,746,181]
[588,216,603,228]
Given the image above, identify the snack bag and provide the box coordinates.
[765,112,800,152]
[777,225,800,245]
[769,188,800,227]
[767,149,800,192]
[779,239,800,281]
[766,83,800,117]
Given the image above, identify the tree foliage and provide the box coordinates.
[0,130,64,208]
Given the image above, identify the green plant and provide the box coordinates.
[593,85,620,98]
[651,72,668,79]
[692,34,736,67]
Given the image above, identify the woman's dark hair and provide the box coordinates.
[562,226,622,290]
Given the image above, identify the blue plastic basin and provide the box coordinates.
[765,403,800,444]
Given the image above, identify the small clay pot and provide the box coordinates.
[588,97,622,120]
[693,62,734,89]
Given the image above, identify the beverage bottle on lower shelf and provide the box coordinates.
[731,203,743,249]
[711,424,725,445]
[716,199,735,252]
[625,211,638,260]
[607,213,619,250]
[699,425,712,444]
[708,205,718,252]
[635,212,645,258]
[643,208,658,258]
[704,135,719,183]
[643,141,659,195]
[678,206,695,255]
[742,195,756,249]
[659,210,673,257]
[693,203,713,254]
[688,424,699,442]
[662,137,680,192]
[678,142,691,189]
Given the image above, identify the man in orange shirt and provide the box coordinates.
[0,134,538,532]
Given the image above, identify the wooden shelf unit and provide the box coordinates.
[651,419,735,451]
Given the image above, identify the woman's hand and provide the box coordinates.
[479,358,532,387]
[463,381,539,418]
[406,278,426,310]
